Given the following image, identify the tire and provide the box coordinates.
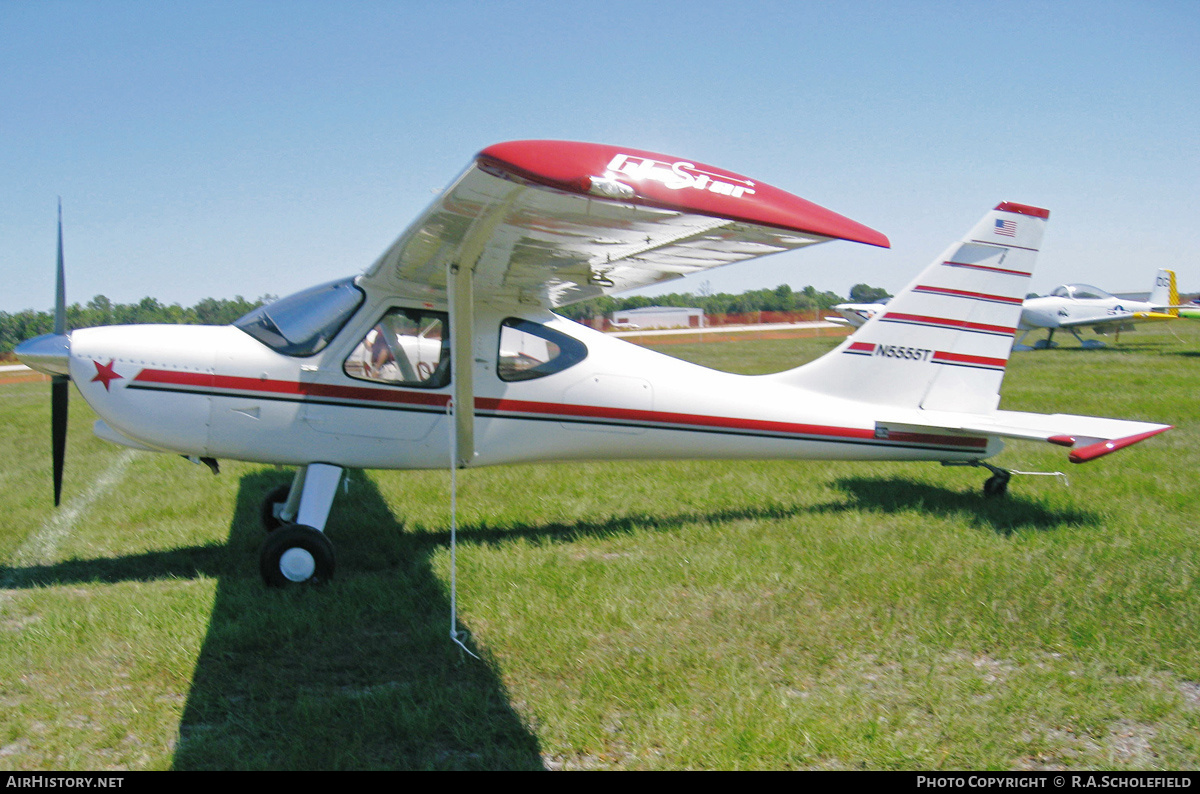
[260,524,335,587]
[260,484,292,531]
[983,472,1010,498]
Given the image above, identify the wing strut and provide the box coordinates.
[446,185,526,466]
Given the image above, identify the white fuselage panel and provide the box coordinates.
[65,294,997,470]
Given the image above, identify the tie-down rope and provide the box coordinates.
[447,398,479,660]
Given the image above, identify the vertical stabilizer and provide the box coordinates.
[1149,269,1178,315]
[779,203,1049,414]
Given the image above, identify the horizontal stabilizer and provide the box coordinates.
[875,408,1171,464]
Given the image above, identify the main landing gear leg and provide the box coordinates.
[260,467,306,531]
[942,460,1012,498]
[1070,328,1106,349]
[1033,329,1059,350]
[259,463,343,587]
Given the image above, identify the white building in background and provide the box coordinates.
[611,306,705,330]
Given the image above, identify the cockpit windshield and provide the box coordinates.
[1049,284,1112,300]
[234,277,365,357]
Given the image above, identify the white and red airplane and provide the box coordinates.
[17,141,1171,587]
[1014,269,1181,350]
[825,299,888,328]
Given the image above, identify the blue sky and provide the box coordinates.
[2,0,1197,314]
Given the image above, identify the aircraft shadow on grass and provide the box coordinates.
[168,469,551,770]
[818,476,1101,535]
[2,471,540,770]
[0,468,1100,768]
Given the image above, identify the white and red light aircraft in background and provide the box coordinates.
[17,141,1171,587]
[1014,269,1181,350]
[825,299,888,329]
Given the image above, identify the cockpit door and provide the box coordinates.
[301,307,450,442]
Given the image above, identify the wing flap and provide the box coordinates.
[361,141,888,307]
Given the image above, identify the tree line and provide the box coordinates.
[556,283,891,323]
[0,282,892,355]
[0,294,269,354]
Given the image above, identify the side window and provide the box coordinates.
[344,308,450,388]
[497,318,587,382]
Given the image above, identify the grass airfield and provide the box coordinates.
[1,321,1198,770]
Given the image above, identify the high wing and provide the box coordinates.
[360,141,889,307]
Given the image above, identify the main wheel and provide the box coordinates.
[260,484,292,531]
[260,524,335,587]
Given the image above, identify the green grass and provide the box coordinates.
[2,321,1199,769]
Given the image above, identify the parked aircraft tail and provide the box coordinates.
[1149,268,1179,316]
[780,202,1046,414]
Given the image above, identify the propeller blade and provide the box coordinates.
[51,200,68,505]
[55,199,65,335]
[52,375,68,506]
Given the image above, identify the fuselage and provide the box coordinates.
[1018,285,1159,330]
[51,279,999,470]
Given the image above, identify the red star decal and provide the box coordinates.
[91,359,124,391]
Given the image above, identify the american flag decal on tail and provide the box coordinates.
[994,219,1017,237]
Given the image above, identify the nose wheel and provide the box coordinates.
[256,463,343,586]
[260,524,335,587]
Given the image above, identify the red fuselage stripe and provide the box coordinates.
[476,395,880,441]
[884,430,987,447]
[134,369,451,407]
[131,368,987,450]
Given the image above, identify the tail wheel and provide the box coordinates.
[259,484,292,531]
[983,471,1011,498]
[260,524,335,587]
